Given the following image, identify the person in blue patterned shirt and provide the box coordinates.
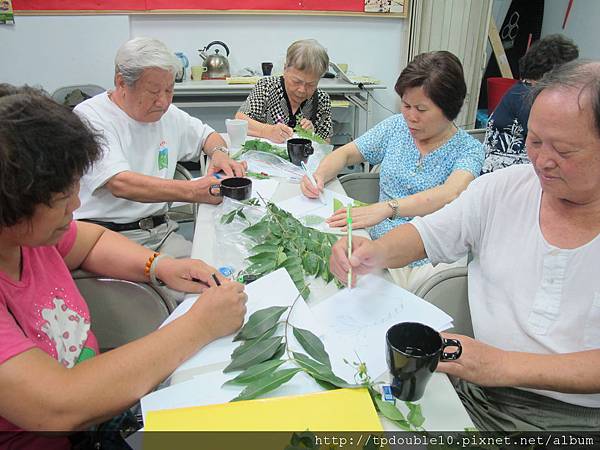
[301,51,484,291]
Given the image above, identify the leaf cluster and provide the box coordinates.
[293,124,326,144]
[239,202,339,299]
[232,139,289,160]
[223,303,426,431]
[223,301,352,402]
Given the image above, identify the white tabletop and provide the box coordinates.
[185,176,474,431]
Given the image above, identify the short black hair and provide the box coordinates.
[0,84,102,227]
[519,34,579,81]
[394,51,467,121]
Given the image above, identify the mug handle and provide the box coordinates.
[441,337,462,361]
[208,184,221,197]
[304,142,314,156]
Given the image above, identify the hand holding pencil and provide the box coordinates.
[328,234,383,288]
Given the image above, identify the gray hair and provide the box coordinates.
[531,59,600,136]
[114,37,181,86]
[284,39,330,77]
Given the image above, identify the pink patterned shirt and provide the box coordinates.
[0,221,99,445]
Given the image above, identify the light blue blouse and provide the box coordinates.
[355,114,484,265]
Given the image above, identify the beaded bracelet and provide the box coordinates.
[144,252,167,286]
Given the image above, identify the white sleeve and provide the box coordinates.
[411,175,489,264]
[74,104,131,192]
[171,106,216,162]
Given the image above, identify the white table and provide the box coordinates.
[173,78,386,139]
[184,177,474,431]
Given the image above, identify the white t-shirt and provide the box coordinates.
[412,164,600,408]
[73,92,214,223]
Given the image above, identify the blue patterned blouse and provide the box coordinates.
[355,114,484,265]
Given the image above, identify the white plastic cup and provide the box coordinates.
[226,119,248,149]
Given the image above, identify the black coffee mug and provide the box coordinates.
[287,138,314,166]
[386,322,461,401]
[261,62,273,76]
[209,177,252,201]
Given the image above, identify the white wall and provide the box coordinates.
[0,15,129,91]
[130,14,407,125]
[542,0,600,59]
[0,13,407,126]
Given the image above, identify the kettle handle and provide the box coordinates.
[205,41,230,57]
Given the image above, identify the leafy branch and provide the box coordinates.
[223,299,426,430]
[231,138,289,160]
[227,201,340,299]
[293,122,326,144]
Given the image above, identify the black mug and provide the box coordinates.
[386,322,461,401]
[209,177,252,201]
[287,138,314,166]
[261,62,273,76]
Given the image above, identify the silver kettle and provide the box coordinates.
[198,41,231,79]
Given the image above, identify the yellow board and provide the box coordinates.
[145,387,382,431]
[226,76,260,84]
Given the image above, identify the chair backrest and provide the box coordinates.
[168,163,198,226]
[73,270,177,352]
[466,128,486,143]
[338,172,380,204]
[414,266,474,337]
[51,84,106,108]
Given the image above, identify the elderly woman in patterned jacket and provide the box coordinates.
[235,39,332,144]
[301,51,484,292]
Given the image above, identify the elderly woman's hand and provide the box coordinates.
[208,151,247,177]
[327,203,390,231]
[266,123,294,144]
[155,256,229,293]
[299,118,314,131]
[300,173,324,198]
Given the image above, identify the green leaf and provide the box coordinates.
[223,336,283,373]
[292,327,331,368]
[302,214,325,226]
[230,327,277,359]
[244,259,277,277]
[232,368,302,401]
[370,389,410,430]
[353,199,369,207]
[333,197,344,213]
[406,402,425,428]
[292,352,352,388]
[248,251,278,264]
[243,221,270,240]
[223,359,286,386]
[233,306,288,341]
[246,171,270,180]
[250,243,280,254]
[302,253,320,276]
[293,125,326,144]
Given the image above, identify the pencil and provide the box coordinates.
[211,273,222,286]
[347,205,353,289]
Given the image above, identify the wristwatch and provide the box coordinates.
[212,146,229,156]
[388,199,401,220]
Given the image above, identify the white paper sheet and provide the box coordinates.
[277,189,358,233]
[250,178,279,201]
[141,364,324,422]
[161,269,323,374]
[310,274,453,381]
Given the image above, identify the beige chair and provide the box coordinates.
[414,266,473,337]
[467,128,486,143]
[73,270,177,352]
[339,172,380,204]
[51,84,105,108]
[167,163,198,226]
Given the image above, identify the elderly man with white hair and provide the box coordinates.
[74,37,246,261]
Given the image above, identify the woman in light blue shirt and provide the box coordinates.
[301,51,483,291]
